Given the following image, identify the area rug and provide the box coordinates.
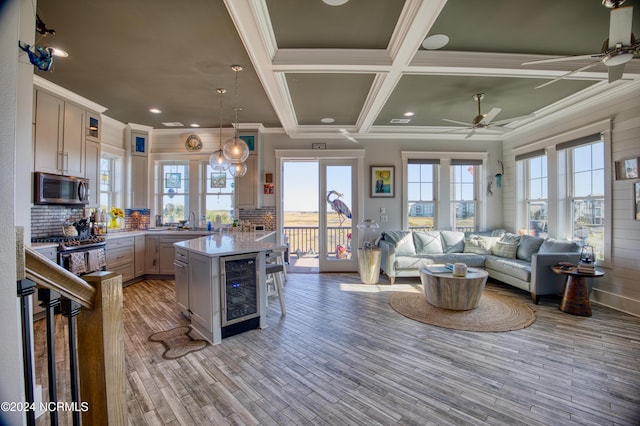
[389,289,536,332]
[149,326,208,359]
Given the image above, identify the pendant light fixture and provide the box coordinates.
[209,88,229,171]
[222,65,250,166]
[228,162,248,178]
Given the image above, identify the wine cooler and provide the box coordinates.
[220,253,260,338]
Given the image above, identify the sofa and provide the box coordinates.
[377,230,583,303]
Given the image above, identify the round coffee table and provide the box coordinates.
[419,266,489,311]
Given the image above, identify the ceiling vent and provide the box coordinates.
[390,118,411,124]
[162,122,184,127]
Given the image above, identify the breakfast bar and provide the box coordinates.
[173,231,283,344]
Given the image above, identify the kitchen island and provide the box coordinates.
[173,231,282,344]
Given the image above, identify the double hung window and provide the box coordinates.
[407,160,437,230]
[451,160,479,232]
[159,162,189,224]
[524,153,548,237]
[99,153,122,213]
[203,163,235,225]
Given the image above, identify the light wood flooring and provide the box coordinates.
[34,274,640,425]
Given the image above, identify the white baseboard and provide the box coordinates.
[591,288,640,318]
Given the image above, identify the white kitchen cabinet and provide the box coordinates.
[85,140,100,207]
[145,236,159,274]
[174,247,189,317]
[187,252,219,340]
[134,235,146,277]
[106,237,135,283]
[236,155,262,208]
[33,90,86,177]
[159,236,187,275]
[130,155,148,209]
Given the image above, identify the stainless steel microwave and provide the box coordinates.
[35,172,89,205]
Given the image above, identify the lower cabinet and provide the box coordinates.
[106,237,135,283]
[187,252,219,342]
[134,235,145,277]
[146,234,208,276]
[174,247,189,317]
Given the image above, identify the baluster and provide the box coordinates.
[17,278,37,426]
[60,298,82,426]
[38,289,61,426]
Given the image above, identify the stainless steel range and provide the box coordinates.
[32,235,107,275]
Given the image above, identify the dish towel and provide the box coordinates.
[69,252,86,275]
[97,248,107,269]
[87,249,100,272]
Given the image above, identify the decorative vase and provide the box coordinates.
[109,217,119,229]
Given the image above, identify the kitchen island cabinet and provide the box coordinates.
[174,232,281,344]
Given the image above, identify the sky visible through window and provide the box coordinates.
[283,161,352,212]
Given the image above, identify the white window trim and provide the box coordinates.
[401,151,489,231]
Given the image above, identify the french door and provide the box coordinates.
[319,159,357,272]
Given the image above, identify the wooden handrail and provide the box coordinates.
[25,247,96,310]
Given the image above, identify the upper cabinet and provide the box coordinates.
[33,89,102,178]
[235,132,263,209]
[125,124,152,208]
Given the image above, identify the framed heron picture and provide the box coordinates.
[371,165,395,198]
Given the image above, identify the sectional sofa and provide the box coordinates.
[376,230,583,303]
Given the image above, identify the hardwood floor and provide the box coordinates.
[34,274,640,425]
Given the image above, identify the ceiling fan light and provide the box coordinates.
[223,136,250,164]
[229,162,247,177]
[603,52,633,66]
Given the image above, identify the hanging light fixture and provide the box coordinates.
[209,88,229,171]
[228,162,248,178]
[223,65,250,165]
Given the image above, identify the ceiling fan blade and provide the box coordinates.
[608,64,625,82]
[609,6,633,49]
[442,118,472,126]
[491,113,535,126]
[464,129,476,139]
[523,54,602,66]
[535,60,602,88]
[479,107,502,125]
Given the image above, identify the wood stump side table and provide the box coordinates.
[358,248,381,284]
[551,266,604,317]
[419,266,489,311]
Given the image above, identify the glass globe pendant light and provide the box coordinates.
[209,88,228,171]
[223,65,250,164]
[228,162,247,177]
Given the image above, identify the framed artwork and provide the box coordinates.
[164,172,181,189]
[239,135,255,152]
[615,158,639,180]
[635,182,640,221]
[210,173,226,188]
[265,172,273,184]
[370,165,395,198]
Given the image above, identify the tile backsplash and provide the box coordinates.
[31,205,86,238]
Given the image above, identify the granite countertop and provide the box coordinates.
[174,232,282,257]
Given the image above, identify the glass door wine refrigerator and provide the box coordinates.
[219,253,260,338]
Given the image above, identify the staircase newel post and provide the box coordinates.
[77,271,127,426]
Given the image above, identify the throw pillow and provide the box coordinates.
[382,231,416,256]
[492,241,518,259]
[440,230,465,253]
[413,231,443,254]
[516,235,545,261]
[464,236,500,255]
[500,232,521,245]
[538,238,580,254]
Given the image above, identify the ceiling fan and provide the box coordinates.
[339,128,360,144]
[523,1,639,88]
[442,93,534,139]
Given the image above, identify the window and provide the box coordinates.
[451,162,478,231]
[203,163,235,225]
[99,153,122,213]
[159,162,189,224]
[407,161,437,230]
[526,155,548,237]
[568,140,605,259]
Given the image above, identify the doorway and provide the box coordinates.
[281,156,359,273]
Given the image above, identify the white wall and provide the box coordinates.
[1,0,31,423]
[503,81,640,317]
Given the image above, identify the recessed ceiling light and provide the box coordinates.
[190,123,200,128]
[49,47,68,57]
[323,0,349,5]
[403,112,415,117]
[390,118,411,124]
[422,34,449,50]
[321,117,335,124]
[162,122,184,127]
[149,108,162,114]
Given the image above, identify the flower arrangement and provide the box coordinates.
[108,207,124,229]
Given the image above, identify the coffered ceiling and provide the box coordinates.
[33,0,640,141]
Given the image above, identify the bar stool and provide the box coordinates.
[265,263,286,315]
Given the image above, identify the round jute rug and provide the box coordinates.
[389,289,536,332]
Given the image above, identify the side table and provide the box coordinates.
[358,248,381,284]
[551,266,604,316]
